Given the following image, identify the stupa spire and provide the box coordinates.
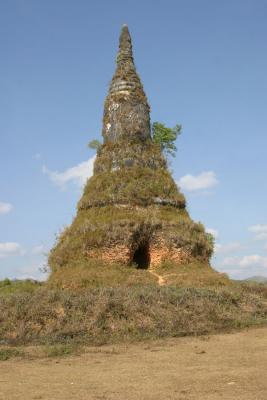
[102,25,151,143]
[117,24,134,67]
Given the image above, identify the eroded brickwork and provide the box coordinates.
[150,244,189,267]
[86,240,190,269]
[86,245,131,265]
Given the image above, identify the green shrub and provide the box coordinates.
[44,344,79,358]
[152,122,181,158]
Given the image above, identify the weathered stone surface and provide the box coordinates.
[48,25,212,276]
[102,25,151,144]
[150,243,190,267]
[86,245,131,265]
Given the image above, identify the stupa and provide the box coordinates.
[49,26,212,274]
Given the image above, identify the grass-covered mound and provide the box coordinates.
[47,260,229,290]
[48,260,158,289]
[0,281,266,347]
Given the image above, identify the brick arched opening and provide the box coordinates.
[132,241,150,269]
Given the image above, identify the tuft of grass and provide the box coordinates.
[0,348,25,361]
[44,343,80,358]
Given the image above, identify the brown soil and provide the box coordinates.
[1,327,267,399]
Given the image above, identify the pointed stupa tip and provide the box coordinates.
[102,24,150,143]
[117,24,134,66]
[120,24,131,42]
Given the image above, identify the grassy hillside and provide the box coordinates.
[0,267,266,347]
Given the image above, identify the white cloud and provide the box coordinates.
[249,224,267,233]
[32,245,46,255]
[239,255,267,268]
[206,228,219,239]
[255,233,267,240]
[248,224,267,241]
[43,155,96,189]
[178,171,218,192]
[221,257,243,267]
[0,202,13,215]
[0,242,23,259]
[215,242,242,254]
[222,254,267,269]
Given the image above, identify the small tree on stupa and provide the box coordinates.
[48,25,213,283]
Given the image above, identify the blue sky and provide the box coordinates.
[1,0,267,280]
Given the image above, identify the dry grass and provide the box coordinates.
[0,279,266,347]
[47,260,229,289]
[1,262,266,349]
[155,261,231,288]
[79,165,185,209]
[48,260,157,289]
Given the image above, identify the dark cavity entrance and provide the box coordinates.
[132,242,150,269]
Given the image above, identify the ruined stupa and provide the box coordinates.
[49,26,212,275]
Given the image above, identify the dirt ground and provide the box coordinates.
[0,327,267,400]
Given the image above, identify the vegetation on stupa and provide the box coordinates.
[48,25,214,287]
[152,122,182,158]
[89,121,182,159]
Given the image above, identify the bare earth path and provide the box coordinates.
[1,327,267,400]
[148,268,167,285]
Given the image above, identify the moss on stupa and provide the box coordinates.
[48,26,214,286]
